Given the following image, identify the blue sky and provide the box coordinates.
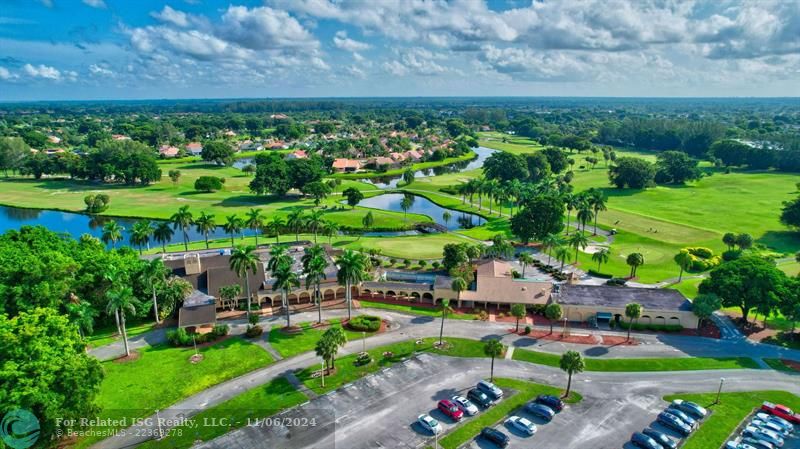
[0,0,798,101]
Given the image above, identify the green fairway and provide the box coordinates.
[267,318,380,358]
[86,319,157,348]
[663,391,800,449]
[438,378,581,449]
[138,377,306,449]
[512,348,759,371]
[79,337,274,448]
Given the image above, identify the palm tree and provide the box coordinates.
[153,222,174,253]
[194,212,216,249]
[400,194,414,222]
[141,257,168,324]
[568,232,589,263]
[320,326,347,371]
[559,350,585,398]
[591,248,610,272]
[484,179,499,214]
[507,179,523,216]
[129,220,153,255]
[554,245,571,274]
[306,209,325,243]
[473,178,485,210]
[674,249,693,282]
[576,203,593,234]
[588,189,607,235]
[106,286,137,357]
[437,299,454,345]
[483,339,504,381]
[273,260,300,328]
[541,233,563,265]
[267,244,290,273]
[361,211,374,234]
[287,209,305,242]
[451,276,467,306]
[518,253,534,278]
[624,303,642,341]
[102,220,124,249]
[302,245,328,324]
[315,331,338,374]
[442,211,452,229]
[563,193,576,233]
[266,216,285,244]
[230,244,259,318]
[337,249,367,320]
[223,214,243,247]
[170,205,194,251]
[322,220,340,244]
[245,208,265,247]
[626,252,645,278]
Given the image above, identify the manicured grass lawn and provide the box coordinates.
[267,318,379,358]
[663,390,800,449]
[86,319,157,348]
[762,358,799,372]
[512,348,760,371]
[138,377,306,449]
[78,337,274,448]
[359,300,477,320]
[438,378,581,449]
[668,277,704,299]
[151,231,468,260]
[296,337,500,395]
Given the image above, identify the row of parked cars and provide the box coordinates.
[479,393,564,448]
[631,399,709,449]
[417,380,505,435]
[725,402,798,449]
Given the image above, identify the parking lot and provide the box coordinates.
[198,354,692,449]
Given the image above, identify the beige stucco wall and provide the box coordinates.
[561,304,698,328]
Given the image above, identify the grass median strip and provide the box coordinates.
[297,337,500,395]
[267,318,379,358]
[438,378,581,449]
[663,391,800,449]
[138,377,307,449]
[512,348,760,371]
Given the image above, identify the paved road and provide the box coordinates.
[89,308,800,449]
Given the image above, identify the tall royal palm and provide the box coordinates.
[170,205,194,251]
[106,286,137,357]
[230,244,259,318]
[588,189,607,235]
[287,209,305,242]
[245,208,265,247]
[266,216,285,244]
[322,220,339,245]
[302,245,328,324]
[223,214,243,247]
[140,257,168,323]
[337,249,367,320]
[568,232,589,264]
[306,209,325,243]
[576,202,593,234]
[267,244,291,273]
[194,212,216,249]
[102,220,124,249]
[273,261,300,328]
[129,220,153,255]
[153,222,174,253]
[541,233,563,265]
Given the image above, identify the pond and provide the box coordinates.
[358,146,496,188]
[0,205,256,249]
[356,193,486,230]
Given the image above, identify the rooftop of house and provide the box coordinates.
[556,284,692,311]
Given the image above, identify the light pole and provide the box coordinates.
[362,331,367,353]
[562,317,568,337]
[320,358,325,388]
[715,377,725,404]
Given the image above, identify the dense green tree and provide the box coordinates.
[608,157,656,189]
[484,151,529,182]
[525,152,552,182]
[511,194,565,243]
[302,181,332,206]
[699,256,786,324]
[735,233,753,250]
[541,147,569,173]
[288,157,324,190]
[201,140,235,166]
[692,293,721,333]
[343,187,365,209]
[0,308,104,444]
[710,139,752,167]
[780,195,800,231]
[194,176,225,192]
[545,303,563,334]
[250,152,291,196]
[0,136,29,176]
[655,151,702,184]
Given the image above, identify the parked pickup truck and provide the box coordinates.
[761,402,800,425]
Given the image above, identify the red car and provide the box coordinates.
[761,401,800,424]
[438,399,464,421]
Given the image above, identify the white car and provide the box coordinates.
[752,418,789,436]
[417,414,442,434]
[452,395,479,416]
[744,426,784,447]
[505,416,537,436]
[756,413,795,434]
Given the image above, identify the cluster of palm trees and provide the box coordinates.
[455,178,520,217]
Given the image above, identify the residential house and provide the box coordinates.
[158,145,180,158]
[332,158,362,173]
[286,150,307,160]
[186,142,203,156]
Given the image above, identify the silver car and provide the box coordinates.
[505,416,536,436]
[452,395,479,416]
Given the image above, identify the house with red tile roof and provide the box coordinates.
[332,158,362,172]
[286,150,307,160]
[158,145,180,158]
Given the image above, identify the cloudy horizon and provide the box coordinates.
[1,0,799,101]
